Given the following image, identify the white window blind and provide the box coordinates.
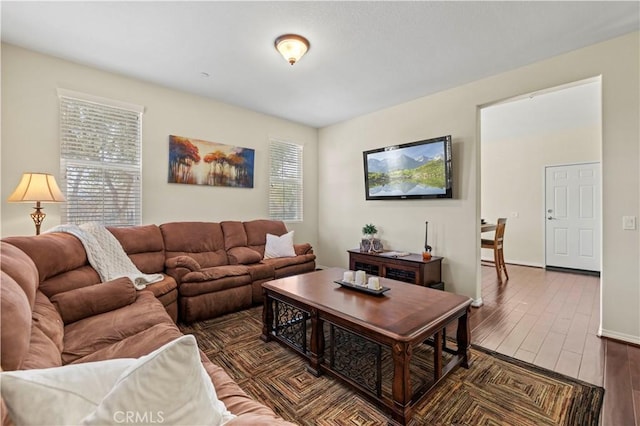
[58,91,143,226]
[269,139,303,222]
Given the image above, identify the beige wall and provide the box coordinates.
[1,44,319,246]
[318,32,639,344]
[481,87,601,266]
[2,32,638,344]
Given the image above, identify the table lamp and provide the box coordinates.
[7,172,66,235]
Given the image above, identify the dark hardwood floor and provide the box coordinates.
[463,264,638,426]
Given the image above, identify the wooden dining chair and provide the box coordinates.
[481,218,509,282]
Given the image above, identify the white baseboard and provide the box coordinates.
[599,328,640,345]
[314,264,331,270]
[471,297,483,308]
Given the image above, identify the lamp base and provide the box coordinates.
[31,202,46,235]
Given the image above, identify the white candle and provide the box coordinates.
[367,276,381,290]
[355,270,366,286]
[343,271,354,283]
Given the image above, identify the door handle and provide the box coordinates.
[547,216,555,220]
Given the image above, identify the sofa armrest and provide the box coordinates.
[165,255,201,271]
[294,243,313,256]
[164,256,201,284]
[50,277,136,324]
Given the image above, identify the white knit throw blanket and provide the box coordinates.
[46,223,164,290]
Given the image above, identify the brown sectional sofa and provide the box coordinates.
[0,219,315,425]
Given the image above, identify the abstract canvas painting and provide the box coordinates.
[168,135,254,188]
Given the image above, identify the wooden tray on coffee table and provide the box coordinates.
[333,280,390,295]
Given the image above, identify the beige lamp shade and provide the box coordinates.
[274,34,310,65]
[7,173,66,203]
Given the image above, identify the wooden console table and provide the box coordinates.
[348,249,443,289]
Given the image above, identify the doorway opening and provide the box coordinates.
[480,78,602,274]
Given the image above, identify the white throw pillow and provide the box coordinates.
[0,358,135,425]
[263,231,296,259]
[83,334,234,425]
[1,335,235,426]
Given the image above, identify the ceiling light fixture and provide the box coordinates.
[274,34,310,66]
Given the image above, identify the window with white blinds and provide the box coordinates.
[58,90,143,226]
[269,139,303,222]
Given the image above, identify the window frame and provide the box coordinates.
[57,89,144,227]
[268,138,304,223]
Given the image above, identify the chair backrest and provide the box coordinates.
[495,218,507,246]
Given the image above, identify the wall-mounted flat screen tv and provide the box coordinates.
[363,135,452,200]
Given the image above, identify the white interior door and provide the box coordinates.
[545,163,601,272]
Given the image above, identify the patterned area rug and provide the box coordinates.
[179,306,604,426]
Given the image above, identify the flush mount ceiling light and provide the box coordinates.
[274,34,310,65]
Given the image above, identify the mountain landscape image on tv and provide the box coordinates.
[363,135,452,200]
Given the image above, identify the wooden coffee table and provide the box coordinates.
[261,268,472,425]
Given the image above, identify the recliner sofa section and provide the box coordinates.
[4,224,179,322]
[161,219,315,323]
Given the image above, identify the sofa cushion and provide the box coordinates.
[243,220,288,257]
[20,291,66,369]
[0,242,40,372]
[4,234,96,297]
[62,292,173,364]
[31,290,64,352]
[221,221,248,249]
[160,222,229,268]
[32,291,63,353]
[108,224,165,274]
[70,323,183,364]
[262,253,317,270]
[183,265,249,283]
[6,232,101,299]
[0,273,32,372]
[246,263,274,282]
[227,247,262,265]
[51,277,136,324]
[20,327,62,370]
[142,275,177,299]
[264,231,296,259]
[37,266,101,298]
[1,243,38,306]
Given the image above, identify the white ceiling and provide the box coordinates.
[1,1,638,128]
